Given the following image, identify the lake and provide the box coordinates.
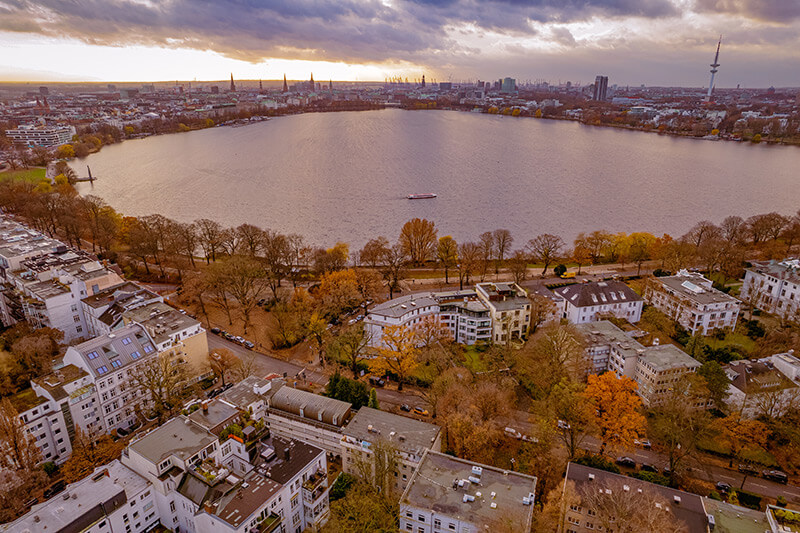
[73,109,800,249]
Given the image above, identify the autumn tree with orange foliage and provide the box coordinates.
[713,413,769,473]
[317,269,361,318]
[62,426,124,483]
[399,218,437,265]
[371,325,419,391]
[584,372,645,455]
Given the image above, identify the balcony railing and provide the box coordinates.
[257,513,282,533]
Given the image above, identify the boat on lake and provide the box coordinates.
[407,193,437,200]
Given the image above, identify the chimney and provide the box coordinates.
[202,401,208,414]
[283,447,291,461]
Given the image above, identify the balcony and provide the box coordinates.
[302,471,329,504]
[192,459,229,486]
[257,513,282,533]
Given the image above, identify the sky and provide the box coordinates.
[1,0,799,87]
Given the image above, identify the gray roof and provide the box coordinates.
[4,460,149,533]
[221,375,272,409]
[269,383,351,427]
[554,280,642,308]
[369,292,439,319]
[747,258,800,285]
[565,462,710,533]
[81,281,159,310]
[129,416,217,465]
[209,471,281,528]
[401,450,536,530]
[344,407,441,456]
[32,364,89,402]
[703,498,770,533]
[638,344,701,372]
[123,301,201,344]
[187,399,240,435]
[69,324,155,378]
[724,360,797,395]
[652,273,740,305]
[575,320,645,360]
[476,282,530,311]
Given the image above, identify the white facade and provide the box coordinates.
[742,259,800,320]
[475,282,531,344]
[645,271,740,335]
[5,124,76,147]
[555,281,643,325]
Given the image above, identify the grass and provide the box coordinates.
[705,330,757,357]
[0,167,48,183]
[462,345,489,373]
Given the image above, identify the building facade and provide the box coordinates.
[644,271,740,335]
[741,259,800,320]
[5,124,76,147]
[554,281,643,325]
[475,282,531,344]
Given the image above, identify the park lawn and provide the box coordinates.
[698,434,779,467]
[0,167,48,183]
[462,345,489,373]
[705,330,757,357]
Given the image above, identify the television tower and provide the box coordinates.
[705,36,721,102]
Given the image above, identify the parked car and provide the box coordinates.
[762,470,789,484]
[243,341,255,350]
[43,480,66,499]
[521,434,539,443]
[504,427,523,439]
[207,388,222,398]
[557,419,571,430]
[662,466,672,476]
[221,383,233,392]
[640,463,658,473]
[210,327,221,334]
[412,407,430,416]
[738,463,759,476]
[233,336,245,345]
[715,482,731,494]
[400,404,411,412]
[615,457,636,468]
[634,438,652,449]
[368,376,385,387]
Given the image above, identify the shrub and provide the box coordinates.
[220,424,244,441]
[42,461,57,476]
[325,371,370,409]
[574,455,621,474]
[735,489,762,510]
[777,495,788,508]
[329,473,357,501]
[630,471,671,487]
[708,490,722,501]
[743,320,766,339]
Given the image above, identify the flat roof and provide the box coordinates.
[123,301,200,344]
[221,375,271,409]
[269,382,351,427]
[575,320,645,360]
[209,471,281,528]
[252,435,324,485]
[654,273,741,305]
[401,450,536,530]
[638,344,700,372]
[129,416,217,465]
[5,460,148,533]
[187,399,239,434]
[9,387,47,413]
[703,498,770,533]
[32,364,89,401]
[81,281,158,309]
[344,407,440,456]
[369,292,439,319]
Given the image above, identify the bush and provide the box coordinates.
[735,489,762,510]
[329,473,357,501]
[630,471,671,487]
[743,319,766,339]
[42,461,57,476]
[325,371,370,409]
[220,424,244,441]
[777,495,788,507]
[573,455,621,474]
[708,490,722,501]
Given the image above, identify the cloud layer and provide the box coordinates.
[1,0,799,85]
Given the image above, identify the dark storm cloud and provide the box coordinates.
[695,0,800,23]
[2,0,679,64]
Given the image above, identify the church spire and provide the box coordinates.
[282,74,288,93]
[230,73,235,92]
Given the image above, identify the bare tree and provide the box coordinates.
[493,228,513,274]
[398,218,437,265]
[128,352,190,423]
[261,230,291,300]
[379,243,407,299]
[478,231,495,281]
[437,236,458,284]
[196,218,224,263]
[527,233,565,276]
[359,237,390,269]
[236,223,265,257]
[219,256,269,333]
[456,242,481,289]
[207,348,240,387]
[507,249,529,283]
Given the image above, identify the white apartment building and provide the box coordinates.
[81,281,162,337]
[4,460,159,533]
[9,387,72,466]
[723,359,799,418]
[63,324,159,433]
[645,271,741,335]
[365,289,493,347]
[554,280,643,325]
[341,407,442,494]
[5,123,76,147]
[742,258,800,320]
[475,282,532,344]
[577,321,702,407]
[400,449,537,533]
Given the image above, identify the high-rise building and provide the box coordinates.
[593,75,609,101]
[705,37,721,102]
[421,74,426,88]
[501,77,516,93]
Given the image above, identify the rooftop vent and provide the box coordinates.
[468,476,481,484]
[490,502,497,509]
[522,496,532,505]
[490,491,496,499]
[472,466,483,477]
[463,494,475,503]
[673,495,681,504]
[588,473,595,481]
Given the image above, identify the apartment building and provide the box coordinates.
[562,463,751,533]
[475,282,531,343]
[9,387,72,466]
[723,359,799,418]
[645,271,740,335]
[554,280,643,325]
[63,324,159,433]
[741,258,800,319]
[4,460,159,533]
[0,218,63,279]
[341,407,442,494]
[5,123,76,147]
[365,289,492,348]
[400,449,537,533]
[577,321,702,406]
[120,413,330,533]
[81,281,162,337]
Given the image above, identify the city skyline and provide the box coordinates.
[1,0,799,87]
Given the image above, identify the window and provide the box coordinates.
[122,337,132,345]
[131,351,141,360]
[87,351,99,360]
[97,365,109,375]
[144,344,153,354]
[111,359,122,369]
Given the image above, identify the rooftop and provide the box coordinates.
[401,450,536,530]
[81,281,159,309]
[187,399,240,435]
[566,462,709,533]
[369,292,439,319]
[9,387,47,414]
[129,416,217,465]
[32,364,89,401]
[554,280,642,308]
[344,407,441,457]
[4,460,149,533]
[252,434,324,485]
[575,320,646,360]
[638,344,701,372]
[703,498,770,533]
[68,324,155,378]
[724,360,797,395]
[207,471,282,528]
[653,271,741,306]
[476,282,530,311]
[123,301,201,344]
[221,375,273,409]
[747,258,800,284]
[268,382,351,427]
